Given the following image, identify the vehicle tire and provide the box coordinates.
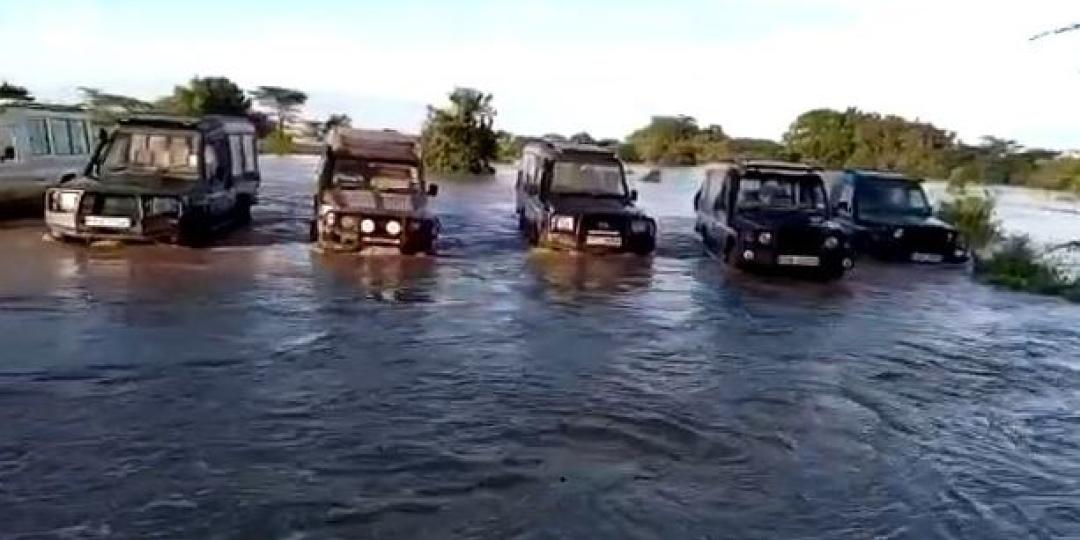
[527,223,540,246]
[517,213,528,232]
[177,212,209,247]
[233,197,253,226]
[631,237,656,256]
[401,237,433,256]
[309,220,318,242]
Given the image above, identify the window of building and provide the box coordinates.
[27,118,51,155]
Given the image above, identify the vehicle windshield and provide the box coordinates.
[857,179,932,217]
[550,161,627,197]
[331,159,420,192]
[737,176,827,211]
[100,130,200,179]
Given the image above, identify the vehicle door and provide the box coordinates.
[706,173,735,248]
[232,132,260,198]
[520,153,545,227]
[203,135,235,219]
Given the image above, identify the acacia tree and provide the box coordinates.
[160,76,251,116]
[78,87,154,124]
[251,86,308,133]
[420,87,498,174]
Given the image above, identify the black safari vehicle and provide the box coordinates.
[827,169,968,263]
[515,139,656,255]
[694,160,855,279]
[312,128,438,255]
[44,115,259,245]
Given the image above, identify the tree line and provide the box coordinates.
[6,77,1079,189]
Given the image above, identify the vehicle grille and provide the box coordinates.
[902,226,950,251]
[776,225,824,254]
[79,193,140,218]
[580,214,629,234]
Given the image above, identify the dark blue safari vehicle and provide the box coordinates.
[827,169,968,263]
[694,160,855,280]
[515,139,656,255]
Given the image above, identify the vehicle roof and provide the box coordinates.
[704,159,823,177]
[329,128,420,164]
[845,168,922,182]
[522,139,620,162]
[0,100,87,114]
[116,114,255,133]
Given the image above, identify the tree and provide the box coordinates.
[496,130,523,162]
[420,87,498,174]
[0,81,33,101]
[251,86,308,133]
[160,76,251,116]
[324,113,352,132]
[78,87,155,124]
[782,108,857,168]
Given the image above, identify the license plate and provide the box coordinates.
[585,235,622,247]
[912,252,944,263]
[777,255,820,267]
[84,216,132,229]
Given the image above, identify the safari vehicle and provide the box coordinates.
[827,169,968,263]
[515,139,656,255]
[43,115,259,245]
[311,128,439,255]
[694,160,854,279]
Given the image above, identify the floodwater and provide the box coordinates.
[1,158,1079,539]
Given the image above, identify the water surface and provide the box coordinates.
[1,158,1078,539]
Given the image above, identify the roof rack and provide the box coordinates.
[704,159,822,173]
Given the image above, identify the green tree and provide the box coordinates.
[496,130,523,162]
[0,81,33,101]
[78,87,155,125]
[420,87,498,174]
[160,76,251,116]
[251,86,308,133]
[782,108,857,168]
[627,115,714,165]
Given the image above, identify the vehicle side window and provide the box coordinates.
[27,117,51,155]
[522,154,534,187]
[48,119,74,155]
[228,135,243,177]
[242,135,257,174]
[838,180,855,216]
[70,120,89,155]
[203,143,219,181]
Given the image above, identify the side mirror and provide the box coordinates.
[59,171,77,183]
[427,183,439,197]
[630,189,639,202]
[0,146,14,162]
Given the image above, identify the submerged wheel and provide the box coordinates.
[233,197,253,226]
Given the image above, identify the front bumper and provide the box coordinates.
[734,243,855,275]
[316,211,437,253]
[44,191,182,243]
[540,229,656,254]
[864,235,969,263]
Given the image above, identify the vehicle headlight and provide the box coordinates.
[551,215,575,232]
[893,228,905,240]
[824,236,840,250]
[630,220,651,234]
[385,220,402,236]
[340,215,358,229]
[946,232,955,242]
[758,232,773,245]
[954,235,967,249]
[52,190,80,213]
[360,218,376,233]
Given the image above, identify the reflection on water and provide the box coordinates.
[0,159,1079,539]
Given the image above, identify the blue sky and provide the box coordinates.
[2,0,1079,148]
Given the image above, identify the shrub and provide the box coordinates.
[936,192,1000,252]
[975,236,1079,299]
[264,129,295,156]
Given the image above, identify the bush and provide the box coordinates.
[936,192,1000,252]
[264,129,295,156]
[975,236,1080,300]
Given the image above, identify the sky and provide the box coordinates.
[2,0,1079,149]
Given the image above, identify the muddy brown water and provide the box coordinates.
[1,157,1079,539]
